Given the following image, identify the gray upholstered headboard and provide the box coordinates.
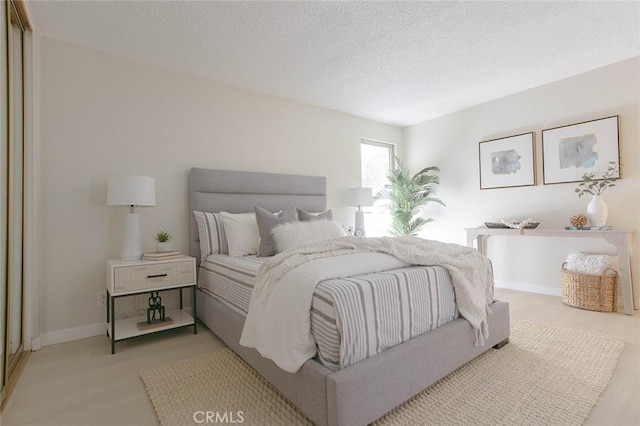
[189,168,327,261]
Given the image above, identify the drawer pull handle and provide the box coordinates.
[147,274,168,279]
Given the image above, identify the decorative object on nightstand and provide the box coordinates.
[143,251,182,261]
[574,161,620,227]
[137,290,174,331]
[155,229,173,252]
[145,291,170,322]
[347,187,373,237]
[107,175,156,260]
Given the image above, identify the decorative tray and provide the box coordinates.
[564,226,613,231]
[485,222,540,229]
[484,222,508,228]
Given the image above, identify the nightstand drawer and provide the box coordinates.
[113,260,194,292]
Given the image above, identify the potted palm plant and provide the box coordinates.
[375,156,444,236]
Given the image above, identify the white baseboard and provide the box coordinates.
[38,307,194,348]
[494,280,561,297]
[31,336,41,351]
[40,323,106,347]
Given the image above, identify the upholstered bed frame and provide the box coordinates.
[189,167,510,426]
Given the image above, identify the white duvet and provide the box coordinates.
[240,236,493,373]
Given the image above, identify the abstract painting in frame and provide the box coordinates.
[479,132,535,190]
[542,115,620,185]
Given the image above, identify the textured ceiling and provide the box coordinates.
[27,1,640,127]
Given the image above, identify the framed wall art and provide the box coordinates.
[479,132,535,190]
[542,115,620,185]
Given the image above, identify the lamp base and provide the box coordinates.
[121,212,143,260]
[354,210,366,237]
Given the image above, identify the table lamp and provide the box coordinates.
[347,187,373,237]
[107,175,156,260]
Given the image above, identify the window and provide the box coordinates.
[360,139,395,236]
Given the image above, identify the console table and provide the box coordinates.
[466,227,637,315]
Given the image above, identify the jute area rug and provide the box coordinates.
[141,317,624,425]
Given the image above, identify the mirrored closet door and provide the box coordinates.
[1,0,30,407]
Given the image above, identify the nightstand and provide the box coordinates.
[106,255,197,354]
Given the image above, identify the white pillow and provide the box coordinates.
[272,220,346,253]
[219,212,259,257]
[565,252,617,275]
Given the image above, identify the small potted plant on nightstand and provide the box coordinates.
[155,229,173,252]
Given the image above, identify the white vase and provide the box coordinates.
[587,195,608,227]
[156,242,172,253]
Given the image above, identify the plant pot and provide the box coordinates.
[156,242,173,253]
[587,195,608,227]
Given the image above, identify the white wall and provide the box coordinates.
[37,37,401,341]
[403,57,640,302]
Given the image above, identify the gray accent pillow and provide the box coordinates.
[297,208,333,221]
[255,205,297,257]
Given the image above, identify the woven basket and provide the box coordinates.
[561,262,618,312]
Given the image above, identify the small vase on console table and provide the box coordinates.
[586,195,608,227]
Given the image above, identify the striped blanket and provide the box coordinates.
[313,265,458,370]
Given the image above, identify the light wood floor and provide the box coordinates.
[2,289,639,426]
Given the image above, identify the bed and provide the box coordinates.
[190,167,510,426]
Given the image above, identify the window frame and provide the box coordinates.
[359,138,396,237]
[360,138,396,172]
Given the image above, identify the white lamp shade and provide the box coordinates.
[107,175,156,207]
[347,187,373,207]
